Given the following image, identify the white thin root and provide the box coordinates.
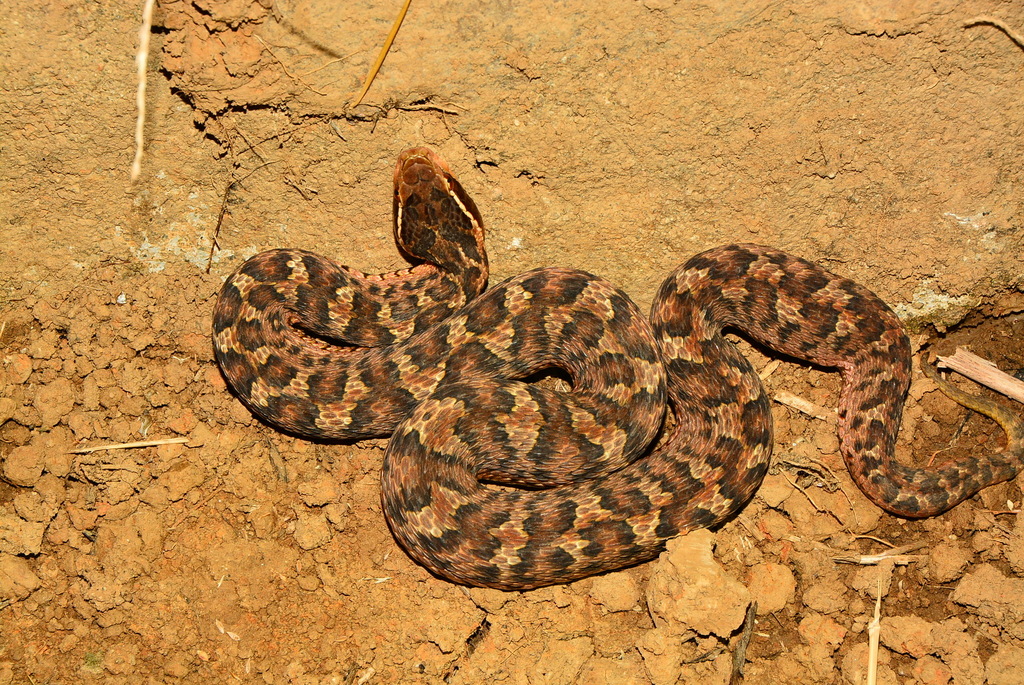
[131,0,156,182]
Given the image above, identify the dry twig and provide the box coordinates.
[833,540,928,566]
[729,601,758,684]
[936,348,1024,404]
[773,390,835,422]
[206,160,280,273]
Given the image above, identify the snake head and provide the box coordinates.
[393,147,488,297]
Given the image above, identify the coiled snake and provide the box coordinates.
[213,148,1023,590]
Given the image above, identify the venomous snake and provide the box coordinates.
[213,147,1024,590]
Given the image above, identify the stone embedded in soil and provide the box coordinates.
[532,635,593,683]
[292,510,332,550]
[880,615,934,659]
[645,529,751,638]
[297,475,340,507]
[32,376,76,429]
[589,571,641,613]
[951,564,1024,639]
[746,562,795,615]
[985,644,1024,685]
[911,655,953,685]
[925,540,971,583]
[2,442,44,486]
[0,513,46,555]
[0,552,42,600]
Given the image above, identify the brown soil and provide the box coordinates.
[2,1,1024,683]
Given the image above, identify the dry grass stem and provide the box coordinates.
[130,0,156,182]
[866,577,882,685]
[350,0,413,108]
[936,348,1024,404]
[70,437,189,454]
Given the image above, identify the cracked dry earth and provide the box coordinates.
[2,0,1024,683]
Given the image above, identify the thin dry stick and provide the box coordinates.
[729,601,758,685]
[964,16,1024,51]
[349,0,413,108]
[834,541,928,566]
[70,437,189,454]
[866,577,882,685]
[773,390,835,422]
[130,0,156,182]
[937,348,1024,404]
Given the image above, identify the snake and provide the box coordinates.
[212,147,1024,590]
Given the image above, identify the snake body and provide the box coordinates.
[213,148,1023,589]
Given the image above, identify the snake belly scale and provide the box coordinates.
[213,147,1023,590]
